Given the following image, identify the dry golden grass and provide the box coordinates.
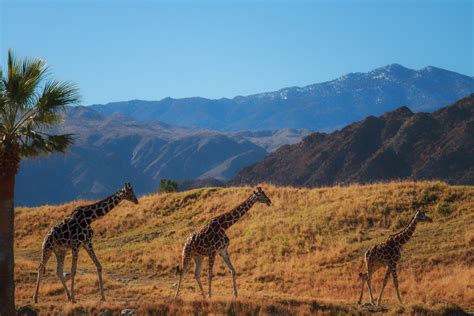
[14,181,474,315]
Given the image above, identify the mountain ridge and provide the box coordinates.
[90,64,474,131]
[15,107,309,206]
[232,94,474,186]
[15,65,474,206]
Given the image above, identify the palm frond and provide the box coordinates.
[36,80,80,112]
[0,68,3,96]
[0,75,5,128]
[6,49,48,112]
[32,110,65,126]
[21,80,79,130]
[19,130,74,157]
[0,49,77,158]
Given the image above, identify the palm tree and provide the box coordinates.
[0,49,79,314]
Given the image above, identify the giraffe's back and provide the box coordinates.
[366,238,402,267]
[185,220,230,256]
[42,214,93,249]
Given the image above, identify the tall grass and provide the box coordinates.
[14,181,473,314]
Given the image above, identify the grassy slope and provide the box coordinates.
[14,181,473,315]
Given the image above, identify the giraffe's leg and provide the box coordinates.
[54,249,72,301]
[390,266,403,304]
[208,253,216,298]
[219,249,238,297]
[33,247,52,303]
[366,270,376,305]
[69,245,80,303]
[376,267,391,306]
[174,251,192,299]
[357,272,367,304]
[83,242,105,301]
[193,256,205,298]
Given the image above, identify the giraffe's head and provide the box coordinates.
[122,182,139,204]
[254,187,271,206]
[414,209,432,223]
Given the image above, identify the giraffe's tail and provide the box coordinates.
[174,265,181,276]
[358,260,367,281]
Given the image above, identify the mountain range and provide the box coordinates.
[91,64,474,131]
[15,64,474,206]
[15,107,308,206]
[232,94,474,187]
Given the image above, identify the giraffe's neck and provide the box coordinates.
[77,189,125,222]
[392,215,418,245]
[216,194,258,230]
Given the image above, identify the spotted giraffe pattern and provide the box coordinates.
[33,183,139,303]
[174,187,272,299]
[358,210,433,306]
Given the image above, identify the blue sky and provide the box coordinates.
[1,0,472,105]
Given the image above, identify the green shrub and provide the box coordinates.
[421,188,439,205]
[437,201,453,217]
[159,179,179,193]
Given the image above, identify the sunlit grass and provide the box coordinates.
[14,181,473,314]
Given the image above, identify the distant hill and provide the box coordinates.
[232,94,474,186]
[90,64,474,131]
[177,178,225,192]
[16,107,308,206]
[231,129,311,152]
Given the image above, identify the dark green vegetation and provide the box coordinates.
[159,178,179,193]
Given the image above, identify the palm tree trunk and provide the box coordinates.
[0,172,16,315]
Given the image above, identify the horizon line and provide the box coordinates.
[85,63,474,106]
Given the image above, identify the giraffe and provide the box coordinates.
[174,186,272,299]
[357,209,433,306]
[33,183,139,304]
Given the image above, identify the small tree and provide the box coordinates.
[159,178,179,193]
[0,50,79,314]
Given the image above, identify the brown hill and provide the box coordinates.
[232,94,474,186]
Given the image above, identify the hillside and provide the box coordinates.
[232,129,312,153]
[15,107,308,206]
[14,181,473,314]
[233,94,474,187]
[90,64,474,131]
